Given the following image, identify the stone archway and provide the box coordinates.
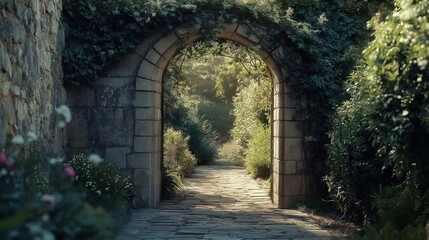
[67,21,310,208]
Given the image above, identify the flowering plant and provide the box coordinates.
[0,105,126,239]
[68,154,135,212]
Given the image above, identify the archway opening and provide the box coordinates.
[161,39,273,199]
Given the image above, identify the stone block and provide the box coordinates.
[67,86,95,107]
[145,48,161,65]
[134,92,160,108]
[282,196,304,209]
[135,107,161,120]
[135,120,160,136]
[273,120,280,137]
[106,53,142,77]
[95,77,133,88]
[236,25,250,38]
[133,187,151,208]
[134,169,151,188]
[283,175,302,196]
[272,46,286,62]
[67,108,91,148]
[95,108,134,146]
[153,33,179,54]
[221,23,238,33]
[134,137,154,153]
[284,161,296,175]
[135,32,164,56]
[127,153,151,169]
[284,121,303,138]
[105,147,130,169]
[284,138,303,160]
[137,60,158,80]
[273,136,282,159]
[248,34,260,43]
[284,108,300,121]
[229,33,254,48]
[284,94,300,108]
[136,77,154,91]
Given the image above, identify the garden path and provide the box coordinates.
[116,159,333,240]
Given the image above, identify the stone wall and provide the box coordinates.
[0,0,65,152]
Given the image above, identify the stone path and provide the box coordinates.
[116,159,333,240]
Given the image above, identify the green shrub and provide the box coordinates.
[197,100,234,141]
[161,166,183,199]
[355,180,429,240]
[182,108,217,165]
[328,0,429,234]
[218,140,245,166]
[232,82,270,149]
[245,125,271,179]
[326,64,385,221]
[68,154,135,213]
[163,128,197,178]
[0,139,117,239]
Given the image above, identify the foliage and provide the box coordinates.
[183,110,218,165]
[245,125,271,179]
[197,100,234,141]
[327,0,429,235]
[325,63,385,221]
[218,140,245,166]
[355,181,429,240]
[163,128,197,178]
[161,165,183,199]
[232,81,271,148]
[0,139,117,239]
[68,154,135,213]
[363,0,429,181]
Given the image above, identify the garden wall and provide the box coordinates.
[0,0,65,152]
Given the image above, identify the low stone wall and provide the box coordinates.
[0,0,65,152]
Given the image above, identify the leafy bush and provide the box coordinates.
[0,139,117,239]
[328,0,429,235]
[161,166,183,199]
[182,108,217,165]
[218,140,245,166]
[245,125,271,179]
[326,64,385,221]
[232,82,270,149]
[68,154,135,213]
[197,100,234,141]
[163,128,197,178]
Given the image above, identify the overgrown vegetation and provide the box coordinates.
[326,0,429,238]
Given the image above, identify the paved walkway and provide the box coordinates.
[116,159,333,240]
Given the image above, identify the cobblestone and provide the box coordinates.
[116,159,333,239]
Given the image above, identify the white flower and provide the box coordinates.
[49,157,64,165]
[56,105,72,123]
[27,131,38,142]
[11,135,24,145]
[88,154,103,165]
[0,168,7,177]
[96,190,101,195]
[57,121,66,129]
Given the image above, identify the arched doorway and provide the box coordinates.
[67,20,309,208]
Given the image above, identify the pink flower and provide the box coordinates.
[63,166,76,178]
[0,153,13,168]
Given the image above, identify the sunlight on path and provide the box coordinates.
[116,159,333,239]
